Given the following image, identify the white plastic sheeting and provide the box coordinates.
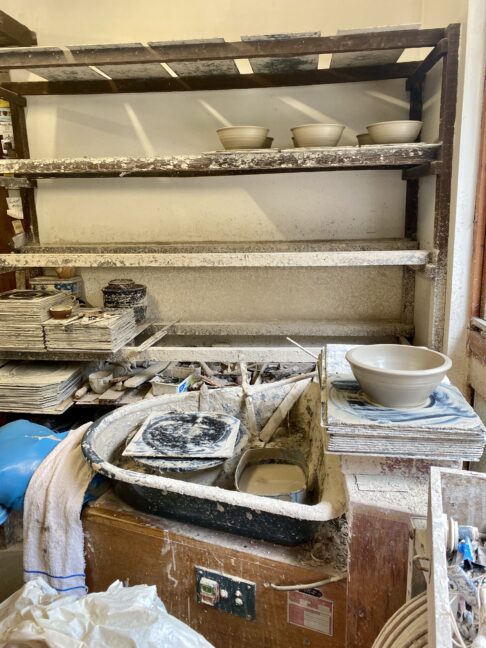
[0,578,214,647]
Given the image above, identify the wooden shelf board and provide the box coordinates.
[0,10,36,48]
[0,321,413,363]
[0,144,440,178]
[4,62,419,95]
[0,28,444,71]
[0,244,429,268]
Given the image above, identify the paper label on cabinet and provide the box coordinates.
[287,589,333,635]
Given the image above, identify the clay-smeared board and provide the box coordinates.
[241,32,320,74]
[330,24,421,69]
[149,38,239,76]
[123,411,240,458]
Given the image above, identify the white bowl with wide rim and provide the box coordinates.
[366,120,423,144]
[217,125,269,150]
[291,123,345,147]
[345,344,452,408]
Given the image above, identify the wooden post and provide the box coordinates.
[429,23,460,350]
[9,102,38,243]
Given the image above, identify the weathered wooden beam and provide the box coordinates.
[406,38,449,89]
[0,10,36,47]
[0,144,441,178]
[0,29,445,70]
[429,23,460,351]
[402,160,442,180]
[0,85,25,106]
[0,176,33,188]
[3,62,420,95]
[20,239,421,254]
[0,249,430,269]
[9,103,39,243]
[408,263,437,279]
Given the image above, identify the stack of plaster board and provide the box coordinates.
[0,361,84,412]
[0,289,68,351]
[325,375,486,461]
[43,308,136,352]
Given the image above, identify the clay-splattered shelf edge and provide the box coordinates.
[0,321,413,363]
[0,144,441,178]
[0,248,430,269]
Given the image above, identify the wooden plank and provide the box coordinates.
[0,86,25,107]
[9,103,39,244]
[0,176,33,189]
[402,160,442,180]
[0,10,36,47]
[406,37,449,89]
[150,38,238,76]
[241,32,320,74]
[84,493,347,648]
[28,66,102,81]
[134,319,179,353]
[123,361,169,388]
[330,25,419,70]
[3,62,419,95]
[468,328,486,364]
[17,238,424,254]
[0,249,430,269]
[0,29,445,69]
[429,24,460,350]
[0,144,441,178]
[346,503,411,647]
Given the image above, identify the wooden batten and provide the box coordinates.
[0,144,441,178]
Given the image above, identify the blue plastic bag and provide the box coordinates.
[0,420,67,524]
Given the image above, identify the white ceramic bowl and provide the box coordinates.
[291,123,345,148]
[216,125,269,150]
[345,344,452,408]
[356,133,373,146]
[366,120,423,144]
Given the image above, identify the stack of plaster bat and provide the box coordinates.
[43,308,136,352]
[324,375,486,461]
[0,361,84,411]
[0,289,68,351]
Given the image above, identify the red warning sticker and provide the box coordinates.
[287,589,333,636]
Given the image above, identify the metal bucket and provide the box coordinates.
[235,447,308,503]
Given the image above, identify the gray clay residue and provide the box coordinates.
[124,411,240,458]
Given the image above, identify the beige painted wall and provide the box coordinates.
[2,0,426,325]
[0,0,478,349]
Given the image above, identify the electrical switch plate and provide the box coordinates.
[195,566,256,620]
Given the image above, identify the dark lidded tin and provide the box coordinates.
[102,278,147,323]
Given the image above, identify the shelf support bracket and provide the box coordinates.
[406,38,448,89]
[402,160,442,180]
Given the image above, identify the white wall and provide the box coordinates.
[2,0,483,364]
[1,0,425,326]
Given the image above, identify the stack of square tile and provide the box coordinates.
[0,361,84,412]
[0,289,68,351]
[43,308,136,352]
[325,375,486,461]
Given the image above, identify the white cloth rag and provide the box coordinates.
[23,422,93,596]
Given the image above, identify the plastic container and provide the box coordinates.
[29,276,84,300]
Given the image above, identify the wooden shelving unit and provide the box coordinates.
[0,23,459,354]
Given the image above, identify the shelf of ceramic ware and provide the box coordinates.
[0,143,440,179]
